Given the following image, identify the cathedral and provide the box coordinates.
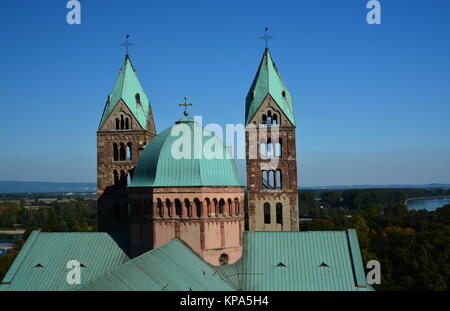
[0,44,373,291]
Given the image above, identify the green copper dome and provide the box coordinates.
[130,117,243,188]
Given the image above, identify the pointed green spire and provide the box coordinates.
[245,49,295,126]
[99,55,152,130]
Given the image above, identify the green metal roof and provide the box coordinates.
[217,230,373,291]
[0,231,129,291]
[245,48,296,126]
[130,116,244,188]
[99,55,151,130]
[1,230,372,291]
[79,239,236,291]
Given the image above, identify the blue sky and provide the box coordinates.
[0,0,449,186]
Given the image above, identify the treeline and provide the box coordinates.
[0,199,97,232]
[299,188,450,291]
[0,199,98,280]
[299,188,450,216]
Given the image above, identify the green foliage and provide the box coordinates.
[342,189,407,210]
[0,199,98,280]
[300,197,450,291]
[0,199,98,232]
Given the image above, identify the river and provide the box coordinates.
[406,197,450,211]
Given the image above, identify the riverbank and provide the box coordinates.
[404,196,450,206]
[406,197,450,212]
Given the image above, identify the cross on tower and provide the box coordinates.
[179,97,192,116]
[120,34,134,56]
[259,27,273,49]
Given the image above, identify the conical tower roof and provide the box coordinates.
[245,48,295,126]
[99,55,153,130]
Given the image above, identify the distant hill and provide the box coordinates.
[0,181,96,193]
[1,181,449,193]
[301,184,450,190]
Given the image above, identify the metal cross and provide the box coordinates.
[259,27,273,49]
[179,97,193,116]
[120,34,134,56]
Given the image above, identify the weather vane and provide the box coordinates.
[259,27,273,49]
[121,34,134,56]
[179,96,193,116]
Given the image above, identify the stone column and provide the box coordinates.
[202,200,208,218]
[182,200,188,217]
[161,201,169,218]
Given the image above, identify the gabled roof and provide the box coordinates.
[245,48,295,126]
[0,231,129,291]
[1,230,373,291]
[219,230,372,291]
[98,55,152,130]
[79,239,235,291]
[130,116,244,188]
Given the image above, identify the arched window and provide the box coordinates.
[268,170,275,189]
[273,114,278,125]
[276,203,283,224]
[218,199,225,215]
[262,114,267,125]
[282,90,286,98]
[125,118,130,130]
[276,170,282,190]
[275,139,282,158]
[264,203,271,224]
[219,253,229,265]
[260,142,267,159]
[262,170,268,190]
[120,115,125,130]
[175,199,182,216]
[166,199,172,217]
[115,118,120,130]
[234,198,240,216]
[227,199,233,216]
[267,111,273,126]
[113,143,119,161]
[213,198,218,216]
[185,199,192,217]
[157,199,163,217]
[205,198,211,217]
[120,143,126,161]
[267,139,274,158]
[126,143,132,161]
[194,198,202,217]
[135,93,141,104]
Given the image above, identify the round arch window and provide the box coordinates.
[219,253,229,265]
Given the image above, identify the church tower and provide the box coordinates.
[97,54,156,233]
[245,48,299,231]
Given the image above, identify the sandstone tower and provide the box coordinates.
[245,48,299,231]
[97,54,156,233]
